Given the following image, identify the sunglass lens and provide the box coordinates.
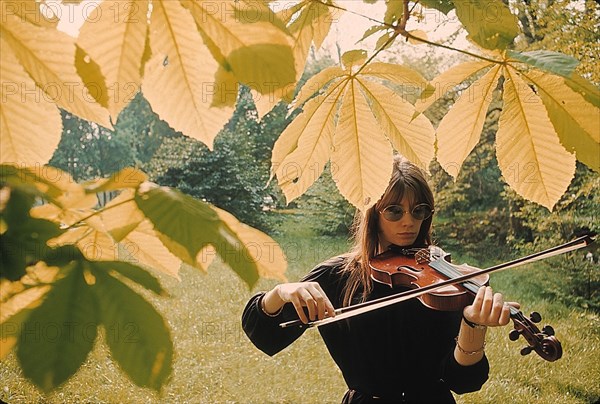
[383,205,405,221]
[412,204,432,220]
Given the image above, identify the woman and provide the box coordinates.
[242,156,518,403]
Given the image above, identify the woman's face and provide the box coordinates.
[377,195,424,249]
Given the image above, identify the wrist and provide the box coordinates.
[462,313,487,329]
[261,288,284,316]
[455,336,486,355]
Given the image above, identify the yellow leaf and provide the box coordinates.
[357,79,435,170]
[99,189,144,242]
[0,285,49,323]
[407,30,428,45]
[271,78,347,197]
[361,62,429,90]
[527,71,600,172]
[564,73,600,109]
[0,284,51,359]
[77,0,149,118]
[414,60,494,114]
[1,14,111,128]
[184,0,296,96]
[119,220,181,279]
[49,216,117,261]
[276,81,347,203]
[248,0,332,117]
[332,80,394,210]
[142,0,233,148]
[496,68,576,210]
[0,0,59,29]
[0,336,17,360]
[84,167,148,193]
[287,0,334,57]
[292,66,345,110]
[0,41,62,165]
[436,65,502,177]
[213,207,287,281]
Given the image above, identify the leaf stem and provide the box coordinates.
[317,0,503,66]
[62,197,135,230]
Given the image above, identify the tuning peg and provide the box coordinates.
[509,329,521,341]
[520,346,533,356]
[529,312,542,323]
[542,325,555,336]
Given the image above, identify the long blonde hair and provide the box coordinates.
[341,156,434,306]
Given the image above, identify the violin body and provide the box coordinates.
[369,247,489,312]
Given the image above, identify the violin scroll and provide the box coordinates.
[509,309,562,362]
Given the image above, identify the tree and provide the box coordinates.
[1,0,598,394]
[49,110,135,181]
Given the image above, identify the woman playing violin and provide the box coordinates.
[242,155,519,403]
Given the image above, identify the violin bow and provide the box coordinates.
[279,232,596,329]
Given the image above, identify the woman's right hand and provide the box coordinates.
[263,282,336,324]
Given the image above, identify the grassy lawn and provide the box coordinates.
[1,212,599,403]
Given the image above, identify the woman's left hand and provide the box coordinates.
[463,286,520,327]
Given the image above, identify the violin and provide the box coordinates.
[370,246,562,362]
[279,233,596,362]
[369,246,488,312]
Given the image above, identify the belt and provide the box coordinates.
[343,389,409,404]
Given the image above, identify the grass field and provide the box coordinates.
[1,212,599,403]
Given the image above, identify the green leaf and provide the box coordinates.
[419,0,455,14]
[134,185,219,260]
[134,184,260,287]
[507,50,579,78]
[226,44,296,93]
[383,0,404,25]
[0,187,63,280]
[341,50,368,70]
[454,0,518,50]
[99,261,168,296]
[17,263,98,392]
[0,165,69,207]
[358,25,387,44]
[91,266,172,391]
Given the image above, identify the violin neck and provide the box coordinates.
[428,259,482,295]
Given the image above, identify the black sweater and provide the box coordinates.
[242,256,489,403]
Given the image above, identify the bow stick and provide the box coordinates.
[279,233,596,329]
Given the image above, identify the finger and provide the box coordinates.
[506,301,520,310]
[480,286,494,318]
[498,303,512,326]
[305,284,326,320]
[298,289,318,321]
[471,286,486,313]
[490,292,505,323]
[290,296,308,324]
[309,284,336,319]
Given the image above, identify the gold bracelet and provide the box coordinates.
[455,336,486,355]
[260,295,283,317]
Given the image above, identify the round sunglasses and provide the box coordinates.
[380,203,434,222]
